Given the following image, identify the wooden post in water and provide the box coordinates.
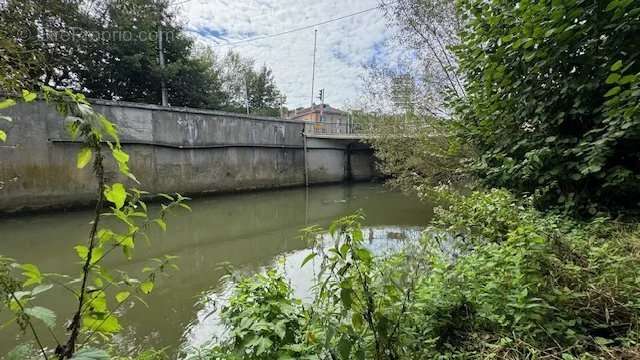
[303,123,309,187]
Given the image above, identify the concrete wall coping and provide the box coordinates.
[89,98,303,125]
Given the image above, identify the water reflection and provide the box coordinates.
[0,183,433,355]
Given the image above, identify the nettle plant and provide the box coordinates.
[0,88,189,359]
[300,213,423,360]
[210,268,312,360]
[209,213,423,360]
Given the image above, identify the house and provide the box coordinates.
[287,104,351,135]
[288,104,348,123]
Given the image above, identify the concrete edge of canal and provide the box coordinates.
[0,100,381,214]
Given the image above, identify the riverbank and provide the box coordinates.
[208,189,640,359]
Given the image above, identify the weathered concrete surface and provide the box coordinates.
[306,138,346,184]
[305,137,380,183]
[350,148,378,181]
[0,100,377,213]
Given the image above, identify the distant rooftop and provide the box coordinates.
[288,104,347,120]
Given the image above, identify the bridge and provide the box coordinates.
[302,119,428,140]
[303,120,369,140]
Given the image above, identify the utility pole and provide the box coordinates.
[304,29,318,189]
[245,76,250,115]
[279,95,285,118]
[318,88,325,121]
[157,2,168,106]
[310,29,317,109]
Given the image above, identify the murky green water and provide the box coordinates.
[0,183,434,356]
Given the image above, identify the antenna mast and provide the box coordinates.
[310,29,318,109]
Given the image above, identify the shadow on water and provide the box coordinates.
[0,183,434,355]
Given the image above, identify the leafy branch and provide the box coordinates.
[0,87,189,359]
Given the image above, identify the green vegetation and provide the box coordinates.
[355,112,470,198]
[453,0,640,213]
[206,0,640,359]
[2,0,640,358]
[0,88,188,359]
[363,0,640,214]
[208,190,640,359]
[209,269,310,359]
[0,0,285,115]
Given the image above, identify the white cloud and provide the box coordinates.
[175,0,395,109]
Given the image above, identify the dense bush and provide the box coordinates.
[357,112,472,197]
[210,190,640,359]
[413,190,640,358]
[453,0,640,213]
[209,269,313,359]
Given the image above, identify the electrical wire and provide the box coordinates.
[171,0,195,7]
[171,1,395,47]
[216,5,389,47]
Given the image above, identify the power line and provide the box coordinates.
[171,0,195,7]
[178,3,393,47]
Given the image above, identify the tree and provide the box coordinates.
[217,51,284,116]
[356,110,470,198]
[0,0,231,109]
[166,47,227,109]
[75,0,162,103]
[0,0,94,90]
[76,0,216,106]
[356,0,470,195]
[0,35,42,94]
[453,0,640,213]
[218,50,254,112]
[376,0,464,113]
[359,63,436,117]
[0,0,286,114]
[247,65,283,117]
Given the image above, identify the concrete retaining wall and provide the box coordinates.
[0,100,377,213]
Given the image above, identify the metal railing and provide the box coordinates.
[303,121,368,137]
[302,119,433,138]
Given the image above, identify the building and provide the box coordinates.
[288,103,347,122]
[287,104,351,135]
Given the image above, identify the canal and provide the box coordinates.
[0,183,434,356]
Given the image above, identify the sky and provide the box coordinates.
[176,0,397,110]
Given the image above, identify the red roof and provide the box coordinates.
[288,104,347,119]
